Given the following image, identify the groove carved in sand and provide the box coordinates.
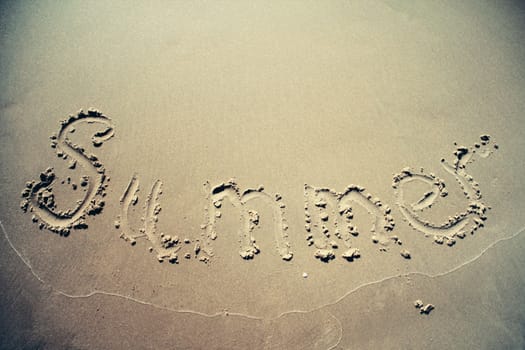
[304,184,397,262]
[116,175,190,263]
[392,135,498,245]
[201,180,293,261]
[20,109,114,235]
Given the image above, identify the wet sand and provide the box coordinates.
[1,1,525,349]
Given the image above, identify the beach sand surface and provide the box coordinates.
[1,1,525,348]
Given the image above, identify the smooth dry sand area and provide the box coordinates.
[1,1,525,349]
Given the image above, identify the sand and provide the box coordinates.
[1,1,525,349]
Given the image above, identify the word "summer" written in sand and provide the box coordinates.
[20,109,498,265]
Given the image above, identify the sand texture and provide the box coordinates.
[1,1,525,349]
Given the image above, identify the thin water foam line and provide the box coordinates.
[2,219,524,322]
[326,311,343,350]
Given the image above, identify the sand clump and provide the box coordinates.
[314,249,335,262]
[414,300,435,315]
[400,249,411,259]
[341,248,361,261]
